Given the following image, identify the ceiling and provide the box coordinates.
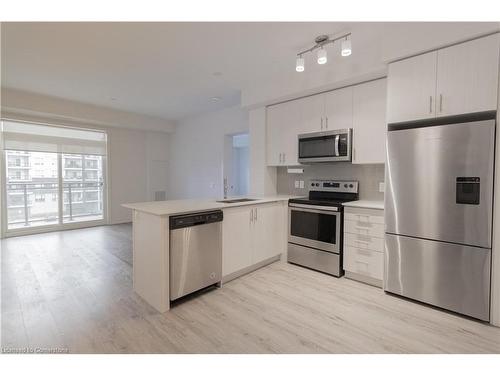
[2,22,499,122]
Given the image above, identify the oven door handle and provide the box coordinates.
[334,134,340,156]
[289,204,339,213]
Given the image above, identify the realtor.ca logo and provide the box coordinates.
[2,347,69,354]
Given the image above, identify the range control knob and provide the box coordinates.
[344,184,348,188]
[349,184,354,188]
[315,183,320,187]
[311,183,314,186]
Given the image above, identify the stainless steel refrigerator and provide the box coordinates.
[385,115,496,321]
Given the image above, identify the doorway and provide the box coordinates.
[223,133,249,198]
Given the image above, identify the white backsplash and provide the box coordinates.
[277,163,385,201]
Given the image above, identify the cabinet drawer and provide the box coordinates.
[344,232,384,253]
[344,212,384,225]
[344,246,383,280]
[344,220,384,238]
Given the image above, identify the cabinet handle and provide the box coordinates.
[254,208,258,221]
[326,117,328,129]
[439,94,443,113]
[279,153,282,163]
[429,96,433,113]
[250,208,253,223]
[320,117,323,130]
[283,153,286,163]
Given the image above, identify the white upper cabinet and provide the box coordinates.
[266,104,286,166]
[352,79,387,164]
[436,34,499,117]
[387,34,500,124]
[266,100,300,166]
[324,86,353,131]
[387,51,438,124]
[300,94,325,133]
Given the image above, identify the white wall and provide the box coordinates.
[168,106,249,199]
[0,91,171,227]
[107,128,169,224]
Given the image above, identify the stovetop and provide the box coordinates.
[288,197,357,208]
[288,179,359,208]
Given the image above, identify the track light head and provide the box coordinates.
[317,48,327,65]
[296,55,305,72]
[341,38,352,57]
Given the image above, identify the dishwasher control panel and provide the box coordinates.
[170,210,223,229]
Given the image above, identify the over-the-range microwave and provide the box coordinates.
[298,128,352,163]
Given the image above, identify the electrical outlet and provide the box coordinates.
[294,180,300,188]
[379,182,385,193]
[299,180,305,189]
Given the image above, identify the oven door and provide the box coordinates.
[288,204,341,253]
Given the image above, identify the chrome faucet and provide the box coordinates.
[223,177,228,199]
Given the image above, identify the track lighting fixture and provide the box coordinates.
[295,33,351,72]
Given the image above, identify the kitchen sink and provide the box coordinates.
[216,198,260,204]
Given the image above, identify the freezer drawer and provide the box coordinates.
[384,234,491,321]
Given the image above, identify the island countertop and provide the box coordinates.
[122,195,302,216]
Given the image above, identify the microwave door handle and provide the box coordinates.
[334,135,340,156]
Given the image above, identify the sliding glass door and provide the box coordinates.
[1,120,107,235]
[6,150,60,229]
[62,154,104,223]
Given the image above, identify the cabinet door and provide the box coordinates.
[299,93,325,133]
[352,79,387,164]
[252,203,286,264]
[324,86,353,130]
[436,34,499,117]
[266,100,301,166]
[282,99,301,166]
[222,206,253,276]
[387,51,438,123]
[266,104,286,166]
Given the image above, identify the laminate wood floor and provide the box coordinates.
[2,224,500,354]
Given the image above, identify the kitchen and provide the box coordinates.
[1,10,500,372]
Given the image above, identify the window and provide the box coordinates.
[2,120,107,233]
[5,151,59,229]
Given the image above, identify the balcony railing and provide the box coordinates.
[6,181,104,228]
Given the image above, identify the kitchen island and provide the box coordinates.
[122,196,296,312]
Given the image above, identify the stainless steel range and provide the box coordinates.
[287,179,359,276]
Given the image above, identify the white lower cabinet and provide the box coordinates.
[343,206,384,287]
[222,202,286,279]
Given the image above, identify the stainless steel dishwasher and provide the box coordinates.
[169,210,223,301]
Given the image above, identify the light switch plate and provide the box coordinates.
[294,180,300,188]
[379,182,385,193]
[299,180,305,189]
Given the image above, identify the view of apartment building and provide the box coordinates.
[6,150,104,229]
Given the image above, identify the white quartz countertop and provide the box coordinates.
[342,200,385,210]
[122,195,301,216]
